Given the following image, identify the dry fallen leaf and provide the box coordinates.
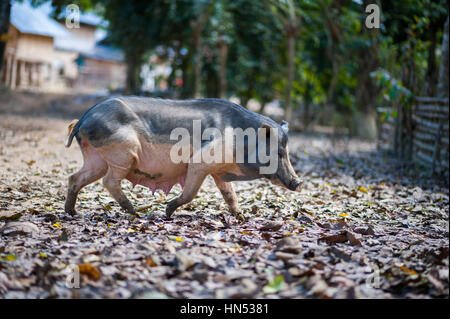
[318,233,348,244]
[145,256,158,267]
[345,231,362,246]
[398,265,419,276]
[1,221,39,236]
[353,225,375,236]
[359,186,369,194]
[259,221,283,231]
[78,263,102,281]
[0,211,22,221]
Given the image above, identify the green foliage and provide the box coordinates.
[371,69,413,102]
[43,0,448,121]
[371,69,412,124]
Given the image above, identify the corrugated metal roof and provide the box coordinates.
[81,45,124,62]
[11,2,71,38]
[54,28,107,53]
[10,1,122,63]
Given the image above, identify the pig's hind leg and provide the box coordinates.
[212,175,245,222]
[65,143,108,216]
[102,165,137,216]
[96,137,140,216]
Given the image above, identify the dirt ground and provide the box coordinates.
[0,92,448,299]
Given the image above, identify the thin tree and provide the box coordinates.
[0,0,11,74]
[191,1,213,98]
[437,17,449,98]
[268,0,301,122]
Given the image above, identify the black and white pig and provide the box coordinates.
[65,97,301,220]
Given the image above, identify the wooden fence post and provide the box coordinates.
[432,120,442,174]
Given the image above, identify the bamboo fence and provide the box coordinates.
[377,97,449,174]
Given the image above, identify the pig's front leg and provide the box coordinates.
[212,175,244,222]
[166,164,208,219]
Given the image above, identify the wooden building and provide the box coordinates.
[1,2,72,91]
[76,44,126,92]
[1,2,126,92]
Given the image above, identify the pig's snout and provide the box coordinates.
[288,179,302,192]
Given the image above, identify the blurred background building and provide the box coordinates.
[0,1,126,92]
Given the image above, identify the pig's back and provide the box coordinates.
[76,96,278,146]
[122,96,274,132]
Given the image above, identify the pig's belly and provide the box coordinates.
[126,143,188,195]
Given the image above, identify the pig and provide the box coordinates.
[64,97,301,220]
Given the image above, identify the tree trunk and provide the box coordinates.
[125,52,142,94]
[168,44,182,91]
[425,24,438,96]
[0,0,11,73]
[322,3,341,107]
[180,49,194,98]
[354,6,380,140]
[285,32,295,122]
[192,6,212,99]
[327,58,339,105]
[241,94,251,109]
[259,99,267,115]
[303,102,309,131]
[193,31,203,98]
[437,17,449,98]
[217,36,228,99]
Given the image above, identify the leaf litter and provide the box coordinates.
[0,113,448,299]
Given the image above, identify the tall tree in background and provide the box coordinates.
[212,0,232,99]
[1,0,447,138]
[320,0,344,107]
[226,0,282,108]
[99,0,172,94]
[269,0,301,122]
[191,0,213,98]
[437,17,448,98]
[354,0,380,139]
[0,0,11,74]
[217,34,228,99]
[423,1,448,96]
[380,0,448,95]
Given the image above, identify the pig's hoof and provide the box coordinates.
[165,209,174,220]
[234,212,246,222]
[165,202,177,219]
[125,208,137,216]
[65,207,77,216]
[126,214,137,221]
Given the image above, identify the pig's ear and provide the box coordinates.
[261,123,274,140]
[280,121,289,134]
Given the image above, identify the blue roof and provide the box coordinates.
[11,2,71,38]
[81,45,124,62]
[11,1,121,62]
[59,10,108,27]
